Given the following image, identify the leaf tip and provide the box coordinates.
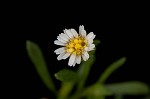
[121,57,127,62]
[54,73,58,79]
[26,40,32,49]
[94,39,101,46]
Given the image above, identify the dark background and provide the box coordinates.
[4,2,149,99]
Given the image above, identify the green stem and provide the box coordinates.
[57,82,74,99]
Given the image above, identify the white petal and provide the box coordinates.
[73,61,76,67]
[82,52,89,61]
[54,40,65,46]
[62,52,71,59]
[70,29,78,37]
[57,36,66,43]
[79,25,86,37]
[82,54,86,61]
[61,33,70,40]
[54,47,65,53]
[91,34,96,39]
[84,52,89,60]
[88,44,95,51]
[57,52,66,60]
[54,47,65,54]
[76,56,81,64]
[68,53,76,66]
[56,51,65,55]
[59,33,69,42]
[84,47,88,51]
[82,30,86,37]
[64,29,74,39]
[87,32,94,40]
[72,56,77,67]
[79,25,83,34]
[88,39,93,44]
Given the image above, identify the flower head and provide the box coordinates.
[54,25,96,67]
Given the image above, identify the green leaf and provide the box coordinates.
[55,69,77,82]
[97,57,126,84]
[93,39,101,46]
[26,40,56,94]
[105,81,150,95]
[82,84,112,97]
[77,50,96,91]
[55,69,77,99]
[87,95,105,99]
[142,96,150,99]
[58,82,75,99]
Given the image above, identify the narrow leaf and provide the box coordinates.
[26,40,56,93]
[76,40,100,91]
[82,84,112,97]
[55,69,77,82]
[105,81,150,95]
[77,50,96,91]
[93,39,101,46]
[98,57,126,84]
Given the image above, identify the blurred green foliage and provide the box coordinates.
[26,40,150,99]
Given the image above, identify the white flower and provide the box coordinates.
[54,25,96,67]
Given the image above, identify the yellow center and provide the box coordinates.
[66,37,87,55]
